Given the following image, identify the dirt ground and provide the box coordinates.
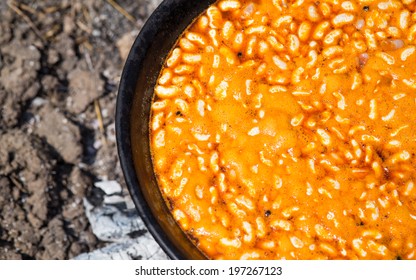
[0,0,160,259]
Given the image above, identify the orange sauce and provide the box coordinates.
[150,0,416,259]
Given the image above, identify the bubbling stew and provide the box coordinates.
[149,0,416,259]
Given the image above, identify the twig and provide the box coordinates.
[105,0,139,28]
[7,0,46,43]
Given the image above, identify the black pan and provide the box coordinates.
[116,0,218,260]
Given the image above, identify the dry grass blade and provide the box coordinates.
[10,174,25,192]
[43,6,60,14]
[18,3,40,15]
[76,20,92,34]
[94,99,107,145]
[7,0,46,43]
[82,41,94,52]
[45,24,61,39]
[105,0,139,28]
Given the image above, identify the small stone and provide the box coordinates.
[27,212,43,229]
[33,104,82,163]
[67,68,104,114]
[41,75,59,92]
[68,167,91,199]
[63,15,75,34]
[0,41,41,95]
[37,217,69,260]
[69,242,83,259]
[92,30,101,37]
[116,31,136,62]
[31,97,48,108]
[47,48,60,65]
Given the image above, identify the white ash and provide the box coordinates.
[106,122,116,143]
[103,195,125,205]
[74,236,168,260]
[93,139,103,150]
[82,198,139,242]
[74,185,168,260]
[95,180,122,195]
